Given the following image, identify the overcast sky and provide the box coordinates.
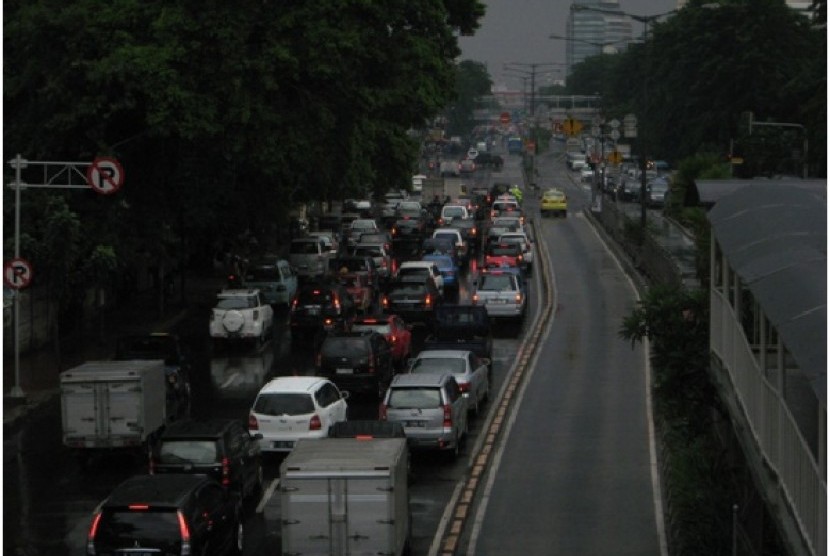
[458,0,680,90]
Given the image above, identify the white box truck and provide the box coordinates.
[280,437,411,556]
[60,360,168,462]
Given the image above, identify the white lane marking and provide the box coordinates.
[256,478,280,514]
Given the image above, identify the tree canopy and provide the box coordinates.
[4,0,485,312]
[562,0,825,177]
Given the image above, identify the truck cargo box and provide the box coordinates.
[280,437,410,556]
[60,360,167,452]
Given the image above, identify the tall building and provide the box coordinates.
[565,1,633,76]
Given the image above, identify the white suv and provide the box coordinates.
[209,289,274,347]
[248,376,349,453]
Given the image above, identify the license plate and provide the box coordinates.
[336,368,353,374]
[405,420,425,428]
[273,441,293,449]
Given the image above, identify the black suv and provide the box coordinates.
[290,282,357,344]
[150,419,263,501]
[381,275,442,325]
[316,331,394,399]
[87,474,243,556]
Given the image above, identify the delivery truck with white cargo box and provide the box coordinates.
[60,360,170,464]
[280,437,411,556]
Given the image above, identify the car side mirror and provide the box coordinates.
[480,358,491,368]
[341,390,351,399]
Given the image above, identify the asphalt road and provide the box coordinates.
[462,150,664,555]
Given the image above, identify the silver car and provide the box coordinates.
[408,350,490,415]
[380,373,468,459]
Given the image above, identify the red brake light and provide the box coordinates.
[88,512,103,542]
[363,318,377,323]
[221,457,231,487]
[443,404,453,428]
[177,510,190,543]
[128,504,150,511]
[390,335,397,344]
[515,293,523,303]
[309,414,322,431]
[248,413,259,430]
[382,295,389,309]
[424,294,432,306]
[313,289,321,295]
[472,293,479,304]
[458,382,470,393]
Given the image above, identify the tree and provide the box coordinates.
[445,60,493,137]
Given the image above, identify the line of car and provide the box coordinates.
[86,179,536,555]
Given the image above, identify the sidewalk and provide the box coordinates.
[3,270,225,435]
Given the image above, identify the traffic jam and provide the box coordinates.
[67,141,545,556]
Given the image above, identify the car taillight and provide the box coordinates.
[392,227,397,236]
[515,293,523,304]
[87,512,103,545]
[248,413,259,430]
[443,404,453,428]
[517,255,523,262]
[291,298,298,312]
[177,510,191,545]
[472,293,479,304]
[221,457,231,487]
[458,382,470,393]
[379,403,388,420]
[381,295,389,309]
[128,504,150,510]
[471,228,477,236]
[309,414,322,431]
[424,294,432,306]
[390,335,396,344]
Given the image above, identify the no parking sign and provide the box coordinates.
[86,156,125,195]
[4,257,33,289]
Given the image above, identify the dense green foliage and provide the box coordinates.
[4,0,485,318]
[563,0,825,177]
[444,60,493,137]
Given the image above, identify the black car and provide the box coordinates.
[381,276,442,325]
[150,419,263,501]
[87,474,243,556]
[316,331,394,399]
[290,282,357,343]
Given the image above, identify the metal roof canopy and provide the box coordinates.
[703,180,827,402]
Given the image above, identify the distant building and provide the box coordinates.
[565,1,633,76]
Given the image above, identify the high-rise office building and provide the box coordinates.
[565,1,633,76]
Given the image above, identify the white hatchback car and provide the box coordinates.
[408,350,490,415]
[209,289,274,347]
[396,260,445,296]
[248,376,349,453]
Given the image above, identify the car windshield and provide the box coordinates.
[115,337,172,359]
[352,220,376,230]
[443,207,465,218]
[493,218,520,228]
[158,440,219,464]
[290,241,319,254]
[296,289,333,304]
[411,358,466,374]
[352,323,391,334]
[389,284,424,295]
[215,296,256,310]
[434,233,457,243]
[321,337,367,356]
[478,275,515,291]
[399,268,428,279]
[253,393,314,416]
[545,190,564,200]
[97,509,180,547]
[387,387,442,409]
[245,266,279,281]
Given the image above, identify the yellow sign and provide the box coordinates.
[562,118,583,136]
[607,150,623,164]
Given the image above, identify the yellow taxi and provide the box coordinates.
[540,188,567,218]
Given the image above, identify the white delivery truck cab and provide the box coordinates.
[60,360,168,460]
[280,437,410,556]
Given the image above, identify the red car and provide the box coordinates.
[351,314,412,370]
[484,242,523,269]
[339,272,375,314]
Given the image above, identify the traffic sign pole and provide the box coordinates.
[6,153,125,398]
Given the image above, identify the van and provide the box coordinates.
[289,238,328,279]
[244,258,297,307]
